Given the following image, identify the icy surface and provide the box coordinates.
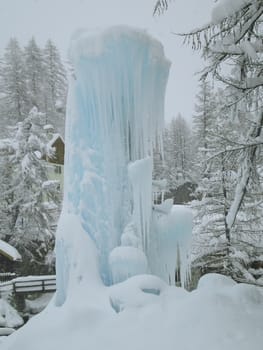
[149,205,193,286]
[55,213,104,306]
[109,247,148,284]
[128,157,153,252]
[56,26,170,298]
[120,222,140,248]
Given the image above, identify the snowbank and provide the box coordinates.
[0,300,23,329]
[25,293,54,315]
[2,273,263,350]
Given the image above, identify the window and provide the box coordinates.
[54,165,62,174]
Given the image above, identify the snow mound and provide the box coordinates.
[0,300,23,328]
[231,283,263,306]
[197,273,237,290]
[109,274,167,312]
[25,293,54,315]
[0,328,15,336]
[2,274,263,350]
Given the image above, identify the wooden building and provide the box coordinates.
[46,133,65,166]
[44,134,65,191]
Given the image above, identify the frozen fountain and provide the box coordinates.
[55,27,192,306]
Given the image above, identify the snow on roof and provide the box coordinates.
[47,133,64,147]
[34,150,42,159]
[0,240,22,261]
[44,124,54,131]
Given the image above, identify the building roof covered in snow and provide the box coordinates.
[47,133,64,148]
[0,240,22,262]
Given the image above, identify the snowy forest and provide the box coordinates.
[0,0,263,349]
[0,38,67,274]
[1,36,261,286]
[153,0,263,286]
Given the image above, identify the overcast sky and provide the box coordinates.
[0,0,214,123]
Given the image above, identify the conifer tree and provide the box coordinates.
[0,38,28,124]
[164,114,193,189]
[0,138,15,239]
[192,81,215,179]
[43,39,67,132]
[5,108,60,270]
[24,37,45,112]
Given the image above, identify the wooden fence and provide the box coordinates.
[0,275,56,296]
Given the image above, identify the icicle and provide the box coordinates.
[57,26,170,288]
[149,203,193,287]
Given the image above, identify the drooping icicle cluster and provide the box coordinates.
[55,27,192,306]
[59,27,170,287]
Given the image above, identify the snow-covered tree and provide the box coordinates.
[0,108,61,271]
[161,114,193,189]
[153,0,263,282]
[0,38,28,124]
[0,38,67,137]
[24,37,45,112]
[43,39,67,132]
[153,114,195,204]
[192,81,215,179]
[194,1,263,241]
[0,139,15,239]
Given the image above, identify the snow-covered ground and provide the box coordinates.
[25,293,54,315]
[1,273,263,350]
[0,300,23,329]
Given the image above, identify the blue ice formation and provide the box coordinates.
[150,203,193,286]
[55,27,191,305]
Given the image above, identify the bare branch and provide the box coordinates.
[153,0,173,16]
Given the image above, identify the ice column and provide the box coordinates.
[56,26,170,301]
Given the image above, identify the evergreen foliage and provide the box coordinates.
[43,39,67,131]
[0,37,67,136]
[153,114,194,194]
[0,108,60,270]
[0,38,28,126]
[0,37,66,274]
[155,0,263,284]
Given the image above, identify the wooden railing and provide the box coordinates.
[0,275,56,296]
